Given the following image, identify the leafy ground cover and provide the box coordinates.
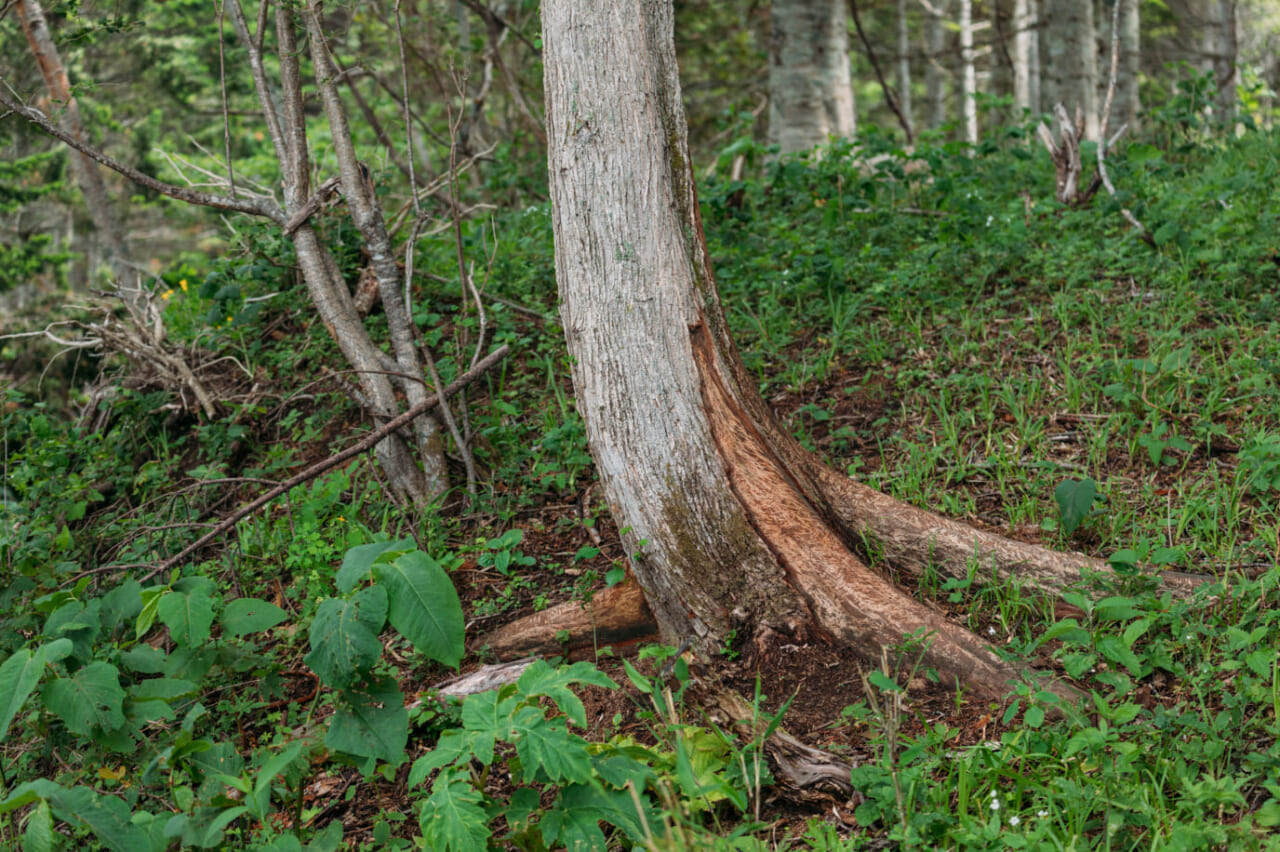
[3,109,1280,849]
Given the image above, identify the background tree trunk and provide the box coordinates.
[897,0,915,138]
[1042,0,1099,137]
[960,0,978,144]
[1111,0,1141,130]
[768,0,857,153]
[15,0,139,309]
[924,0,949,130]
[541,0,1091,699]
[1012,0,1037,114]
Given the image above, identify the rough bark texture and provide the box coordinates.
[896,0,914,135]
[768,0,857,154]
[1041,0,1098,138]
[543,0,1058,700]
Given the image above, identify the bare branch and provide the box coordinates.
[0,90,285,223]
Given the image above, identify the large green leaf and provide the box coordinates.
[336,538,414,593]
[417,770,490,852]
[157,590,216,647]
[1054,477,1097,537]
[540,783,655,850]
[373,551,464,668]
[516,660,616,728]
[41,661,125,737]
[324,677,408,763]
[0,646,48,743]
[304,585,387,689]
[48,785,149,852]
[510,706,594,785]
[220,598,287,638]
[459,689,518,765]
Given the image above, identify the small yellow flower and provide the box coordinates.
[335,515,346,523]
[179,279,188,292]
[161,289,174,300]
[226,316,233,324]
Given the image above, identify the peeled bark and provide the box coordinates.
[544,0,1062,701]
[768,0,857,154]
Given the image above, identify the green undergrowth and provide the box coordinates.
[4,113,1280,848]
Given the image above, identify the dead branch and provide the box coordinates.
[848,0,914,145]
[0,89,285,224]
[1096,0,1153,245]
[140,343,510,583]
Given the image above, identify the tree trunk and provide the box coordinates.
[959,0,978,144]
[1042,0,1099,138]
[1111,0,1141,130]
[15,0,139,309]
[768,0,857,154]
[541,0,1096,700]
[924,0,949,130]
[1211,0,1239,118]
[1012,0,1035,114]
[897,0,914,137]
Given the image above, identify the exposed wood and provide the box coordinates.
[480,579,658,660]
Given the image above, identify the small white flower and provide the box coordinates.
[987,626,997,636]
[990,798,1000,811]
[1009,815,1020,827]
[1038,810,1049,818]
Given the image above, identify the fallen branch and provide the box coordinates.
[141,343,510,582]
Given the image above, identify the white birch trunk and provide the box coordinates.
[960,0,978,143]
[1013,0,1034,113]
[768,0,857,154]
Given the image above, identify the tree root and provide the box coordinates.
[477,578,658,660]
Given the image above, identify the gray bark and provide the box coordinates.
[1042,0,1099,137]
[305,2,449,497]
[897,0,914,136]
[1012,0,1036,113]
[768,0,857,154]
[1110,0,1141,129]
[924,0,949,129]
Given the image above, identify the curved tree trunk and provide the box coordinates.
[767,0,857,154]
[541,0,1078,700]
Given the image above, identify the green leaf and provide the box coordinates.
[407,730,468,789]
[1038,619,1091,646]
[336,539,414,593]
[1054,478,1096,537]
[516,660,616,728]
[373,551,464,668]
[1097,635,1144,676]
[135,587,167,641]
[510,706,594,784]
[0,647,47,743]
[47,786,148,852]
[220,598,287,638]
[157,590,216,647]
[459,689,516,765]
[249,740,306,819]
[1024,706,1045,728]
[304,586,387,689]
[22,799,53,852]
[867,670,901,693]
[417,770,490,852]
[541,783,655,850]
[325,677,408,764]
[41,662,126,737]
